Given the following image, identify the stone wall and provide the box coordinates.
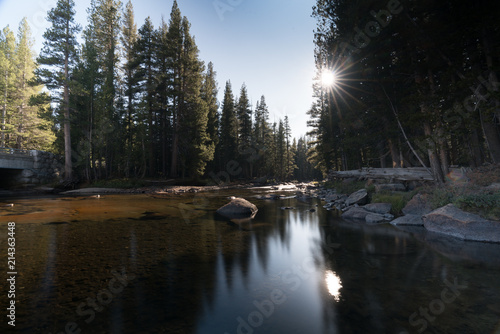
[15,150,63,185]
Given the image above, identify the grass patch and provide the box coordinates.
[419,182,500,220]
[371,191,416,216]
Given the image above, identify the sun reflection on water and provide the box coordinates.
[325,270,342,301]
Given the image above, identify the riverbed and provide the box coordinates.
[1,189,500,333]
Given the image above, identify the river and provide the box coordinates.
[1,189,500,333]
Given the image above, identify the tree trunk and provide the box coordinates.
[469,129,483,167]
[64,29,72,180]
[436,123,449,176]
[388,138,401,168]
[2,68,7,147]
[170,98,179,177]
[481,118,500,163]
[423,122,445,183]
[378,140,387,168]
[480,28,500,163]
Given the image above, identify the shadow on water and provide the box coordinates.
[0,191,500,333]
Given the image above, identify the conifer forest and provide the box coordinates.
[1,0,499,184]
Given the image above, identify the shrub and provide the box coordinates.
[454,191,500,220]
[429,187,455,209]
[466,164,500,186]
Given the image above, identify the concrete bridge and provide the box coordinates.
[0,147,62,187]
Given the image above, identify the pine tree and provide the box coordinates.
[120,0,138,176]
[253,95,269,147]
[252,95,270,176]
[236,84,252,149]
[91,0,122,177]
[177,17,212,177]
[218,80,238,171]
[276,120,285,181]
[11,19,55,150]
[202,62,219,156]
[166,0,183,177]
[156,18,170,175]
[236,83,252,177]
[283,115,295,179]
[36,0,81,179]
[135,17,158,176]
[72,22,102,180]
[0,26,16,147]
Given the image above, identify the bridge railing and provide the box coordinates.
[0,147,32,156]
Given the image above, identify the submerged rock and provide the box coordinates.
[365,213,387,224]
[216,197,258,219]
[391,214,424,226]
[257,194,282,200]
[423,204,500,243]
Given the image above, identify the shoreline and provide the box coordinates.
[0,181,318,198]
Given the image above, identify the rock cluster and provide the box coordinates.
[342,203,394,224]
[317,187,394,223]
[390,193,432,226]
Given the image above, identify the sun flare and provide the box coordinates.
[321,70,337,87]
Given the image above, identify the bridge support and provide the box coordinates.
[0,149,63,187]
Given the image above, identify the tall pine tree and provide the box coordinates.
[37,0,81,179]
[120,0,138,177]
[0,26,16,147]
[218,80,238,172]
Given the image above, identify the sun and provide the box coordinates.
[321,70,337,87]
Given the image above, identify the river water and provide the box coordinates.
[0,189,500,333]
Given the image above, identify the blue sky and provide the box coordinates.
[0,0,317,137]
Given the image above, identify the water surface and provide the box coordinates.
[1,190,500,333]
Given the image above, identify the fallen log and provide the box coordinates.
[328,167,464,182]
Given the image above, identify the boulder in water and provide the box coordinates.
[216,197,258,219]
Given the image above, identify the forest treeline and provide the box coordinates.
[0,0,320,182]
[309,0,500,183]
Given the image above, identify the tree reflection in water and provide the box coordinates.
[1,191,500,333]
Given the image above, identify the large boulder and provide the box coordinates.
[342,207,370,220]
[402,193,432,216]
[345,189,368,206]
[423,204,500,243]
[216,197,258,219]
[364,203,392,214]
[325,193,344,203]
